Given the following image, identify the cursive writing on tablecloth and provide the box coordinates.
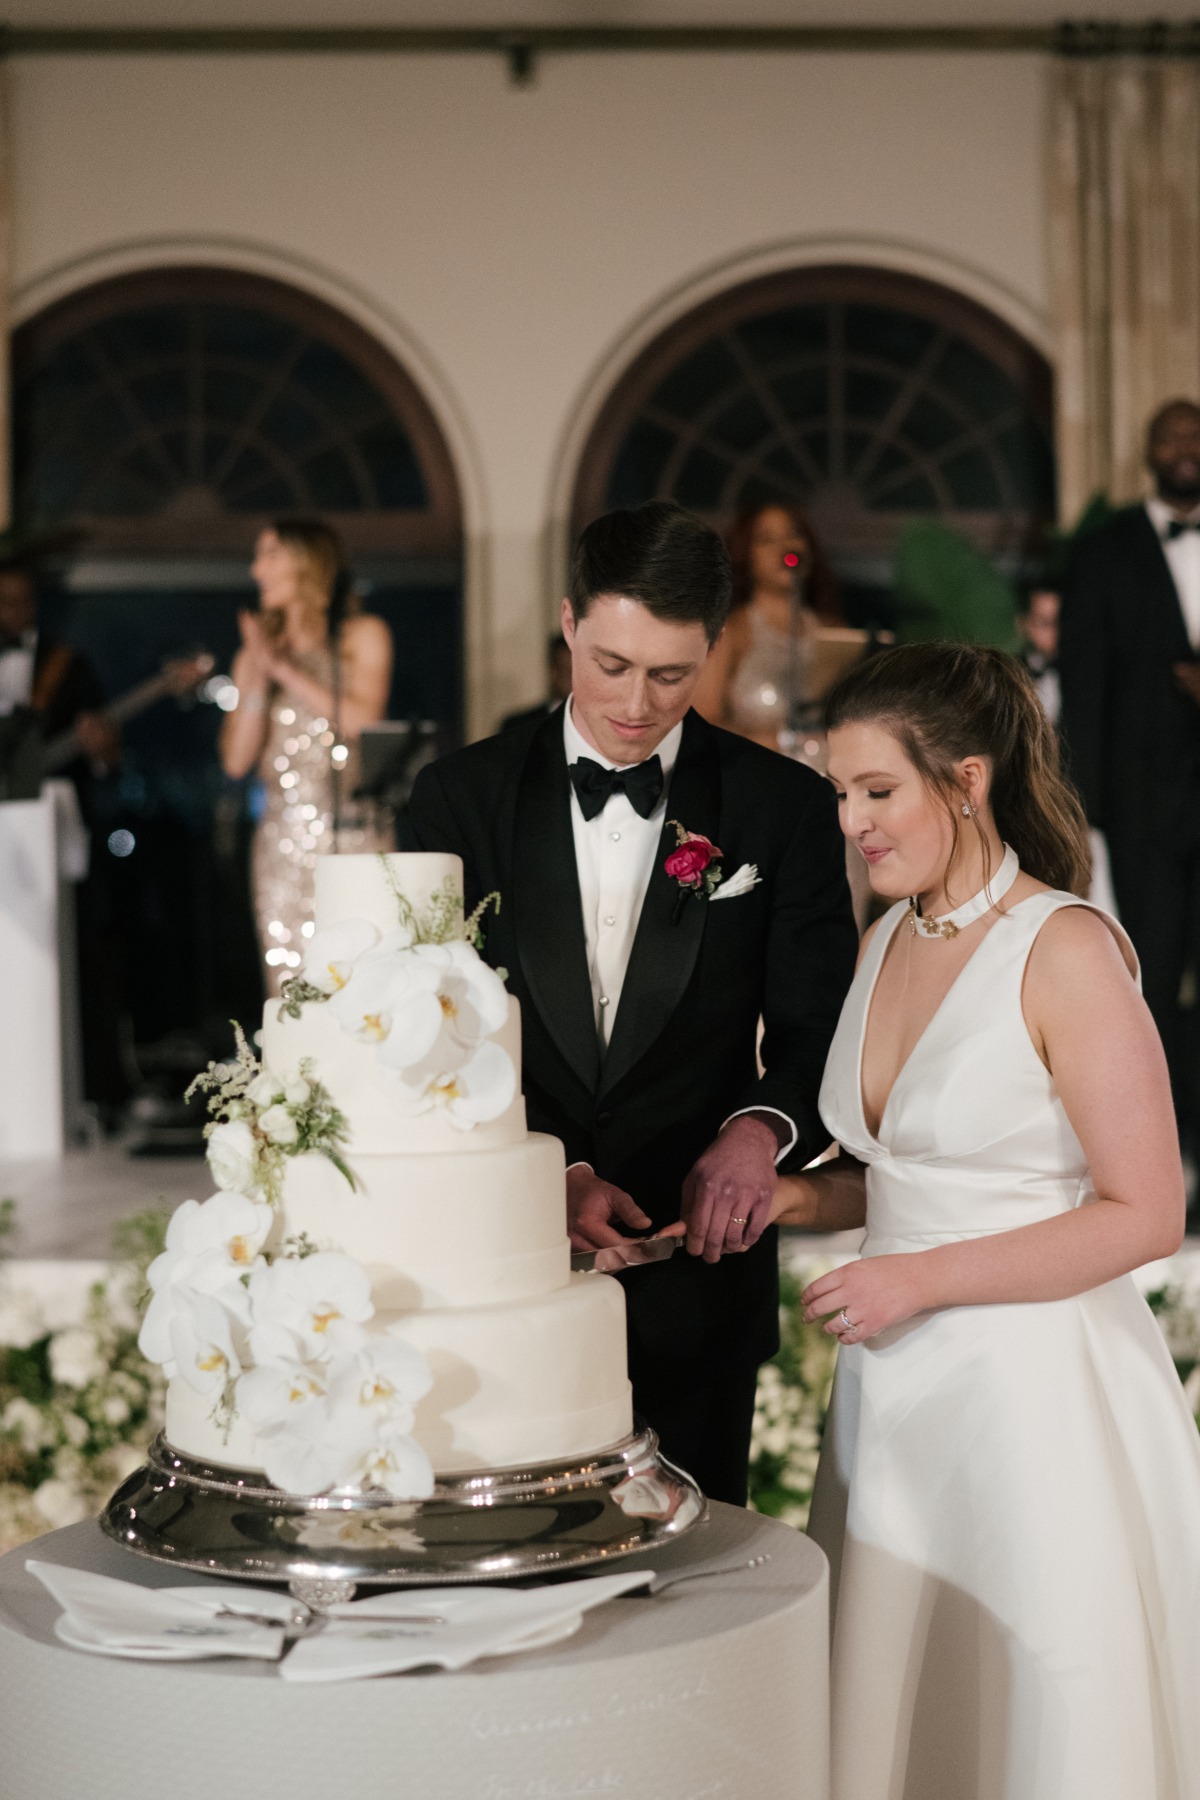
[470,1673,713,1743]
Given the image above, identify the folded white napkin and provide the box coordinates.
[27,1557,656,1677]
[27,1560,293,1662]
[280,1569,655,1682]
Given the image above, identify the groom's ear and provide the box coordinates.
[560,596,578,645]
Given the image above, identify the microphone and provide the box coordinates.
[328,566,353,634]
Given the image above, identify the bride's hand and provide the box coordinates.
[767,1176,815,1228]
[801,1255,929,1343]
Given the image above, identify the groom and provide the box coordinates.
[404,501,857,1503]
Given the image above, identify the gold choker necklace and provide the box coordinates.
[904,844,1020,941]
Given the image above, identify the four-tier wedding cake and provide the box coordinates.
[141,852,633,1498]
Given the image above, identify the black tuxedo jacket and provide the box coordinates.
[1060,506,1200,854]
[404,707,857,1375]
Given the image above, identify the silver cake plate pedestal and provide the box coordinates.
[101,1425,705,1604]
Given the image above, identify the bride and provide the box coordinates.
[768,643,1200,1799]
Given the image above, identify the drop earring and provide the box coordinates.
[962,803,974,816]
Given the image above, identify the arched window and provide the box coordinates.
[572,266,1054,592]
[13,267,461,556]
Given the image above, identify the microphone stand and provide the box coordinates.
[328,570,350,854]
[782,552,807,748]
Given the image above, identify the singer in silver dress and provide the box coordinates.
[693,501,842,746]
[220,518,393,993]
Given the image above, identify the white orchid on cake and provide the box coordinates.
[136,1207,435,1502]
[186,1023,354,1206]
[277,870,517,1131]
[137,1192,272,1384]
[239,1328,434,1499]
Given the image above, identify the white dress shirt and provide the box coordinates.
[0,629,36,717]
[563,697,683,1050]
[562,699,796,1164]
[1147,497,1200,647]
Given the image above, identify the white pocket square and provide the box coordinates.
[711,863,761,900]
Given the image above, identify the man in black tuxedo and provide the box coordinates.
[405,501,857,1503]
[1060,399,1200,1149]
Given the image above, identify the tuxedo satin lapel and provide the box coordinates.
[600,713,721,1099]
[512,714,600,1093]
[1135,509,1194,660]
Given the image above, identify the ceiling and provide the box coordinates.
[1,2,1196,31]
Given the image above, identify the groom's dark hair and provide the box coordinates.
[568,500,732,644]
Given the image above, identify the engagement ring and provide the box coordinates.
[730,1216,748,1225]
[839,1308,857,1335]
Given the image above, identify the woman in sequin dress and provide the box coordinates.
[694,502,842,747]
[220,518,393,993]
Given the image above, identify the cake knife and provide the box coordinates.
[569,1235,680,1274]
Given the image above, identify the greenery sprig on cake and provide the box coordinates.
[185,1023,354,1207]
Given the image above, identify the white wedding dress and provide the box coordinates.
[810,889,1200,1800]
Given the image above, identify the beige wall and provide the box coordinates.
[8,49,1049,733]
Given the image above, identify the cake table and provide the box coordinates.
[0,1504,829,1800]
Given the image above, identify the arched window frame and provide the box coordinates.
[12,266,462,558]
[571,264,1055,563]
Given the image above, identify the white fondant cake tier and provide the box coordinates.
[318,849,463,935]
[162,850,636,1488]
[276,1134,570,1310]
[261,992,527,1154]
[166,1274,634,1475]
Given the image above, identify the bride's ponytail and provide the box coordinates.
[825,643,1091,897]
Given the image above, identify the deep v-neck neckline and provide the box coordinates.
[856,895,1037,1146]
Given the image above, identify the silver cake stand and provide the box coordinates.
[101,1425,705,1604]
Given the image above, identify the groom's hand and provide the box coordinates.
[566,1164,652,1252]
[681,1115,780,1263]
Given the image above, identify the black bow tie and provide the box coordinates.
[1166,518,1200,540]
[569,753,664,822]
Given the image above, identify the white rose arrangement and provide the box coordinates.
[186,1023,353,1208]
[0,1203,167,1553]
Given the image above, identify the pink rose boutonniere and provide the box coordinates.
[664,820,761,908]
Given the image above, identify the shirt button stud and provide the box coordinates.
[604,915,616,926]
[610,831,621,842]
[598,995,610,1008]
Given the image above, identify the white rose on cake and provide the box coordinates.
[258,1103,299,1145]
[206,1118,259,1193]
[246,1071,281,1108]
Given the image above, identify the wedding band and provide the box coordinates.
[839,1308,856,1334]
[730,1216,748,1225]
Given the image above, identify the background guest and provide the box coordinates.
[1060,397,1200,1185]
[220,517,393,992]
[500,632,572,731]
[693,502,841,746]
[0,556,118,771]
[1017,584,1061,725]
